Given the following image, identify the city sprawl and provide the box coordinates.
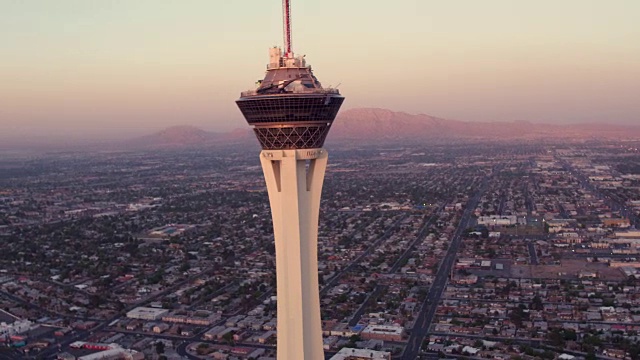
[1,140,640,360]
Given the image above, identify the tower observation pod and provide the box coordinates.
[235,1,344,359]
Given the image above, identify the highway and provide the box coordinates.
[401,180,487,360]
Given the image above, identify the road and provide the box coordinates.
[336,208,444,330]
[561,159,639,228]
[0,349,25,360]
[176,342,201,360]
[401,181,487,360]
[497,193,507,215]
[527,242,539,265]
[428,331,542,347]
[565,252,640,259]
[389,208,443,274]
[339,206,443,327]
[320,214,408,296]
[348,285,386,327]
[523,183,535,216]
[0,289,103,322]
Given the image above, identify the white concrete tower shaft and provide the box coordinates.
[259,148,327,360]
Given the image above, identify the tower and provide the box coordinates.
[235,1,344,359]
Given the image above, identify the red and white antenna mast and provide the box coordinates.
[283,0,293,58]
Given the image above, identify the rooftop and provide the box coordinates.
[240,47,340,98]
[330,347,391,360]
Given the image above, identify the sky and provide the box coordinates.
[1,0,639,140]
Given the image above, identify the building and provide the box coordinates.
[152,323,170,334]
[477,215,517,226]
[77,347,143,360]
[235,0,344,359]
[161,310,219,326]
[203,326,227,341]
[0,319,32,337]
[361,325,404,342]
[462,346,480,356]
[258,330,276,344]
[329,347,391,360]
[603,218,631,228]
[454,274,479,285]
[617,231,640,238]
[126,307,169,321]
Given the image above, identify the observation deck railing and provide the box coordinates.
[240,87,340,98]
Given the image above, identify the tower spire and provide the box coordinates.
[283,0,292,58]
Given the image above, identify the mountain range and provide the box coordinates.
[124,108,640,149]
[3,108,638,152]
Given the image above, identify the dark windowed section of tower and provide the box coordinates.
[237,94,344,150]
[237,95,344,124]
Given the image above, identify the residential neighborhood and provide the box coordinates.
[1,140,640,359]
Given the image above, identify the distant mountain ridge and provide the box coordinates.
[123,108,640,149]
[331,108,640,140]
[124,125,220,148]
[122,125,255,149]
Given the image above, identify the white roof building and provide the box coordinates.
[462,346,480,355]
[126,307,169,321]
[78,348,143,360]
[0,319,33,337]
[330,347,391,360]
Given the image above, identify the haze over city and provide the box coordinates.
[2,0,639,144]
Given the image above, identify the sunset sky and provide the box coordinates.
[1,0,639,140]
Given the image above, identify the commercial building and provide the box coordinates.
[329,347,391,360]
[361,324,404,342]
[477,215,517,226]
[125,307,169,321]
[161,310,220,326]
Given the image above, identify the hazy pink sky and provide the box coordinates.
[1,0,639,140]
